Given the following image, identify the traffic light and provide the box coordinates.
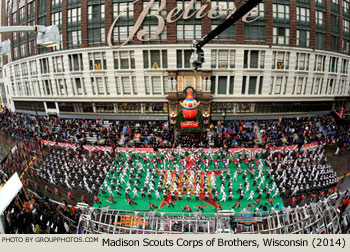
[190,48,205,71]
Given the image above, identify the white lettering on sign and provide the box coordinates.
[107,0,261,49]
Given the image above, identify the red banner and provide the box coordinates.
[38,139,318,154]
[180,121,199,128]
[117,147,154,152]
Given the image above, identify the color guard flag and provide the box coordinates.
[0,105,4,115]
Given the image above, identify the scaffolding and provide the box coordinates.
[77,193,348,234]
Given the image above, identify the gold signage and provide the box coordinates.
[95,63,101,70]
[152,62,160,69]
[277,62,284,69]
[219,61,228,69]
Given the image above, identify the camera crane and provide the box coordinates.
[190,0,263,70]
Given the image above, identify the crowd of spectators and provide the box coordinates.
[1,107,350,234]
[2,107,350,149]
[211,116,346,149]
[0,108,173,148]
[0,188,82,234]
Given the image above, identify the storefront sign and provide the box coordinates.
[180,121,199,128]
[232,214,263,226]
[107,0,261,49]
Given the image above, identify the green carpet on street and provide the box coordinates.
[94,151,284,215]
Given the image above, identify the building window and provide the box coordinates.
[56,79,68,96]
[88,3,105,44]
[316,0,326,7]
[144,103,168,114]
[29,60,38,75]
[339,79,346,94]
[229,76,234,94]
[21,63,28,77]
[52,55,64,73]
[88,4,104,21]
[177,25,201,40]
[113,50,135,69]
[88,27,106,44]
[163,76,169,94]
[296,7,310,24]
[143,50,168,69]
[14,65,20,78]
[210,0,236,40]
[112,1,134,43]
[132,76,138,94]
[176,50,192,69]
[316,32,325,50]
[95,103,115,113]
[177,0,201,40]
[151,76,162,95]
[343,39,350,53]
[144,76,151,94]
[28,1,35,21]
[143,1,167,41]
[325,78,336,95]
[311,77,323,95]
[115,77,121,95]
[116,103,141,113]
[212,76,235,95]
[343,19,350,34]
[344,0,350,15]
[329,56,339,73]
[314,54,326,72]
[52,0,62,8]
[89,52,107,70]
[177,75,202,92]
[211,50,235,68]
[331,14,339,32]
[297,29,309,47]
[12,12,17,25]
[272,51,290,69]
[68,30,81,46]
[270,76,288,95]
[273,27,290,45]
[241,76,263,95]
[217,76,228,95]
[13,47,19,60]
[39,58,50,74]
[243,50,265,69]
[72,77,85,95]
[68,53,83,71]
[295,53,310,71]
[273,4,290,21]
[67,7,81,47]
[51,11,62,27]
[244,2,265,41]
[19,7,25,24]
[20,44,26,58]
[292,76,307,95]
[68,7,81,25]
[122,76,132,94]
[316,11,325,27]
[115,76,136,95]
[91,77,107,95]
[43,80,53,96]
[331,35,339,52]
[341,59,349,74]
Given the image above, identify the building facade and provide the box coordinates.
[1,0,350,121]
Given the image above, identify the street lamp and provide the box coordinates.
[222,107,227,127]
[0,25,60,55]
